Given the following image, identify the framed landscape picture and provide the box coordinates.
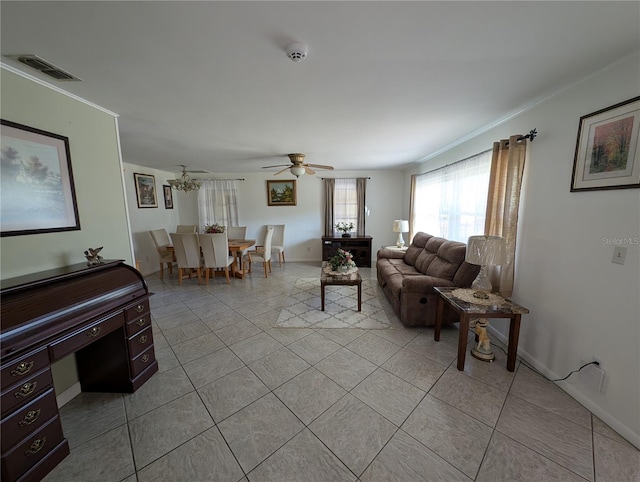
[134,173,158,208]
[163,185,173,209]
[267,180,296,206]
[1,119,81,237]
[571,96,640,192]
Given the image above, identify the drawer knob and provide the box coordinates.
[142,354,150,363]
[87,326,101,338]
[19,409,41,427]
[136,318,146,327]
[25,437,46,456]
[139,334,148,344]
[11,361,34,377]
[135,304,145,313]
[15,382,37,398]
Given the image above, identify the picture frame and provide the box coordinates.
[163,185,173,209]
[267,179,297,206]
[571,96,640,192]
[1,119,81,237]
[134,173,158,208]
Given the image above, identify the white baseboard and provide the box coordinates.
[487,325,640,449]
[56,382,81,408]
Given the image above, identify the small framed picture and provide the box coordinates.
[134,173,158,208]
[163,185,173,209]
[267,180,297,206]
[571,96,640,192]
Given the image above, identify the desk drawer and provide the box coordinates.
[127,327,153,359]
[1,348,50,390]
[1,389,58,452]
[49,312,124,361]
[1,415,64,482]
[131,348,155,378]
[1,369,53,418]
[124,299,150,321]
[125,312,151,337]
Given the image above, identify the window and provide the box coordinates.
[334,178,358,226]
[197,179,239,228]
[411,149,491,243]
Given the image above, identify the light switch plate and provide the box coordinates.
[612,246,627,265]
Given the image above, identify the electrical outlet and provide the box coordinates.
[612,246,627,265]
[580,360,605,392]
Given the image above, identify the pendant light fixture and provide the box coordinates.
[167,165,201,192]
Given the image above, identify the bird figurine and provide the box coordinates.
[84,247,104,265]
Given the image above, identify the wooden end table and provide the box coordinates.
[433,287,529,372]
[320,262,362,311]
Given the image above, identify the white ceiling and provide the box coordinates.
[2,1,639,174]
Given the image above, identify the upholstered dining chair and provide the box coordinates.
[248,225,274,278]
[226,226,247,240]
[199,233,235,284]
[169,232,203,285]
[269,224,286,267]
[176,225,197,233]
[149,229,174,279]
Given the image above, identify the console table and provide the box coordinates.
[0,260,158,482]
[322,235,373,268]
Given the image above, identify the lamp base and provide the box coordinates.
[396,233,405,248]
[472,291,489,299]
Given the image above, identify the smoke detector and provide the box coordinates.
[286,42,307,62]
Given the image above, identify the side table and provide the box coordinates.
[433,287,529,372]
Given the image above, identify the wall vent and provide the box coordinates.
[6,54,81,81]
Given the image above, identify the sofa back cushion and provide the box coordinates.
[425,241,467,280]
[404,232,432,266]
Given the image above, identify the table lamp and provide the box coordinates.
[465,235,506,362]
[393,220,409,248]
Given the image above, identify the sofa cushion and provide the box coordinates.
[425,241,467,281]
[414,250,438,274]
[403,232,432,266]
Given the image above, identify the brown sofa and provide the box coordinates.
[376,232,480,327]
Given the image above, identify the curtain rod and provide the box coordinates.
[195,178,245,181]
[320,177,371,180]
[507,128,537,146]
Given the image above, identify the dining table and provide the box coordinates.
[164,238,256,280]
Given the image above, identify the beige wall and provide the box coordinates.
[1,67,134,279]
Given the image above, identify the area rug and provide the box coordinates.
[275,278,391,329]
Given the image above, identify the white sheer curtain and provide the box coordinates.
[412,150,491,242]
[334,178,358,227]
[197,180,239,230]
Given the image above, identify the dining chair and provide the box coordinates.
[248,225,274,278]
[169,232,203,285]
[269,224,286,266]
[227,226,248,274]
[176,225,197,233]
[149,229,174,279]
[199,233,235,284]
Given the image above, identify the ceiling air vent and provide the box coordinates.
[7,54,81,81]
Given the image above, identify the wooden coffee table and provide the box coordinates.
[320,262,362,311]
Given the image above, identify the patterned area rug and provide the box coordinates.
[275,278,391,329]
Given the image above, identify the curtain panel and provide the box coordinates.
[485,135,528,297]
[323,178,367,235]
[323,178,335,235]
[197,179,239,230]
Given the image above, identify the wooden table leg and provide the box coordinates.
[434,296,444,341]
[357,281,362,311]
[457,314,469,371]
[507,314,522,372]
[321,282,326,311]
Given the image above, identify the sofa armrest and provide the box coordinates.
[376,248,406,260]
[402,275,455,293]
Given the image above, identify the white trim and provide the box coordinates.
[115,116,137,266]
[55,382,81,408]
[1,62,119,118]
[487,325,640,450]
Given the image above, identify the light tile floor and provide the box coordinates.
[44,262,639,481]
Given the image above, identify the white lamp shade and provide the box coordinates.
[466,235,506,266]
[290,166,305,177]
[393,220,409,233]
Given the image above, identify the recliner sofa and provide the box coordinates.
[376,232,480,327]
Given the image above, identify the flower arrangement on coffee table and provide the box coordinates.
[204,223,225,233]
[328,248,357,273]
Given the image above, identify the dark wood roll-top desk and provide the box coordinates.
[0,260,158,482]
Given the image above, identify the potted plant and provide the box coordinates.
[335,221,355,238]
[329,248,356,272]
[204,223,225,233]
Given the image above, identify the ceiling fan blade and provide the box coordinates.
[274,166,291,176]
[262,164,290,169]
[305,163,334,170]
[304,166,316,175]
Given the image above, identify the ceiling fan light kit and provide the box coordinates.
[261,153,335,178]
[167,165,201,192]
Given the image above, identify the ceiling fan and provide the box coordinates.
[262,153,334,178]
